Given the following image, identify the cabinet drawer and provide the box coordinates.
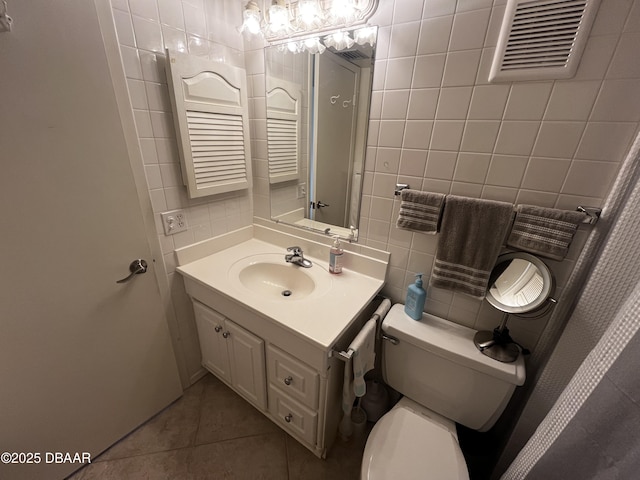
[267,345,319,409]
[269,385,317,446]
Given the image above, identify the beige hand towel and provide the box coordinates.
[431,195,514,298]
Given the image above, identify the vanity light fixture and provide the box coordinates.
[239,0,378,47]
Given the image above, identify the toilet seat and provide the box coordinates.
[361,400,470,480]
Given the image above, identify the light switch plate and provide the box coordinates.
[161,209,188,235]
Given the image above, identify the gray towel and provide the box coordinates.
[507,205,587,260]
[431,195,514,298]
[396,189,445,234]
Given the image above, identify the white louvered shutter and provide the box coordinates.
[489,0,601,82]
[165,50,252,198]
[266,80,301,184]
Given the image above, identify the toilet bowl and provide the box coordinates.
[360,304,525,480]
[361,397,469,480]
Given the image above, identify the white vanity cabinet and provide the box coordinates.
[267,345,320,444]
[175,227,389,457]
[188,293,349,458]
[193,300,267,411]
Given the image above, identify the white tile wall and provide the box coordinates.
[357,0,640,350]
[112,0,640,365]
[111,0,250,382]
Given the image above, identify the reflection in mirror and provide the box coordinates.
[486,252,555,314]
[475,252,556,363]
[265,28,376,241]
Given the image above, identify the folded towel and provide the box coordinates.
[351,318,377,397]
[339,355,355,439]
[396,189,445,234]
[431,195,514,298]
[338,318,377,440]
[507,205,586,260]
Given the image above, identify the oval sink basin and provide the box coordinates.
[238,262,315,299]
[227,253,333,301]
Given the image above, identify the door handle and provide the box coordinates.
[311,201,330,209]
[116,259,148,284]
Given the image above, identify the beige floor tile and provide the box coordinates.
[195,375,280,445]
[95,376,205,462]
[189,432,289,479]
[67,374,370,480]
[68,448,192,480]
[285,430,369,480]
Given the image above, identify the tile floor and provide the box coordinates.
[66,373,370,479]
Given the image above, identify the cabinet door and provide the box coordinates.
[193,301,231,383]
[226,320,267,410]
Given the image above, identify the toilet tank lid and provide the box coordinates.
[382,304,525,385]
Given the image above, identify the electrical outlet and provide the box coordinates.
[297,183,306,199]
[161,209,188,235]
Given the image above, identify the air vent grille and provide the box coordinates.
[490,0,601,82]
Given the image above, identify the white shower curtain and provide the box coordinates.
[500,133,640,478]
[502,281,640,479]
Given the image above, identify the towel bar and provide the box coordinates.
[394,183,410,196]
[393,187,602,227]
[330,349,354,362]
[577,206,601,225]
[329,309,388,361]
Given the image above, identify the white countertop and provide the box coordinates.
[176,235,386,349]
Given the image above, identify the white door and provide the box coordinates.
[0,2,182,479]
[312,51,359,227]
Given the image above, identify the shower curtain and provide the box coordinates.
[499,133,640,478]
[502,282,640,479]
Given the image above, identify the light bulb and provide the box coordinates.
[324,31,354,50]
[304,37,326,54]
[267,1,291,35]
[239,1,261,35]
[353,26,376,46]
[298,0,323,29]
[330,0,357,24]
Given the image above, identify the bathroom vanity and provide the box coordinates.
[175,223,388,457]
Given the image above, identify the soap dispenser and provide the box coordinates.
[329,236,343,274]
[405,273,426,320]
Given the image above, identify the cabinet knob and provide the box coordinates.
[284,414,293,423]
[214,326,222,333]
[284,376,293,386]
[222,331,230,338]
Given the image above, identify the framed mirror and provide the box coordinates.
[265,27,377,241]
[475,252,556,362]
[486,252,555,314]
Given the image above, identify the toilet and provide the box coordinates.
[361,304,526,480]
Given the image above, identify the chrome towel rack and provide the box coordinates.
[393,184,602,226]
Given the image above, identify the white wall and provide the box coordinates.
[356,0,640,351]
[112,0,640,382]
[110,0,252,383]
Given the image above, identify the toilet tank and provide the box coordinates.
[381,304,525,432]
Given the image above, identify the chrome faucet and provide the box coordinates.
[285,246,312,268]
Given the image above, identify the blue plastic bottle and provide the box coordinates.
[404,273,426,320]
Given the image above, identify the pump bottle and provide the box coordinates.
[404,273,426,320]
[329,236,343,274]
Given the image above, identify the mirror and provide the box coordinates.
[486,252,555,314]
[265,28,377,241]
[475,252,555,363]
